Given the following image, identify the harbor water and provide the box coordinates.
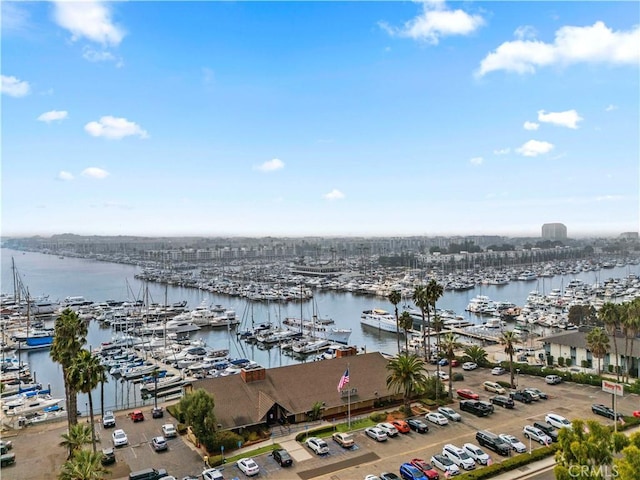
[2,248,637,414]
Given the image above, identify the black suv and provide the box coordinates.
[592,403,623,420]
[272,448,293,467]
[490,395,515,409]
[509,390,533,404]
[476,430,511,456]
[533,421,559,442]
[460,400,492,417]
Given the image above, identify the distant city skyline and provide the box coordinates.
[2,1,638,237]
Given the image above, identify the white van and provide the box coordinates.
[483,381,506,394]
[442,444,476,470]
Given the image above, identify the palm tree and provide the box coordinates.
[399,311,413,353]
[99,365,108,423]
[388,290,402,355]
[412,286,429,360]
[500,330,519,388]
[59,423,92,460]
[386,353,428,413]
[622,299,640,381]
[463,345,489,366]
[51,308,88,430]
[58,448,107,480]
[68,349,103,453]
[586,327,610,375]
[425,280,444,361]
[600,302,622,381]
[432,315,445,401]
[151,367,162,409]
[440,332,461,399]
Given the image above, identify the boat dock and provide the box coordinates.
[443,326,502,344]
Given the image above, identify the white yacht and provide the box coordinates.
[360,309,402,334]
[282,316,352,344]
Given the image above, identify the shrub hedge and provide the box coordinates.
[456,445,557,480]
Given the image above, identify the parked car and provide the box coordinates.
[101,447,116,466]
[459,400,492,417]
[490,395,515,408]
[399,463,428,480]
[533,421,559,442]
[306,437,330,454]
[272,448,293,467]
[151,407,164,419]
[438,358,449,367]
[430,454,460,476]
[426,412,449,426]
[545,413,571,429]
[442,444,475,470]
[525,387,548,399]
[498,434,527,453]
[237,457,259,476]
[130,410,144,422]
[102,411,116,428]
[523,425,553,445]
[483,381,506,394]
[437,371,449,381]
[509,390,533,404]
[151,436,168,452]
[409,458,440,479]
[437,407,461,422]
[407,418,429,434]
[462,443,490,465]
[377,422,399,437]
[456,389,479,400]
[112,429,128,447]
[592,403,623,420]
[545,375,562,385]
[161,423,177,438]
[633,410,640,418]
[364,475,381,480]
[380,473,401,480]
[201,468,224,480]
[0,452,16,467]
[523,388,540,401]
[365,427,388,442]
[391,419,411,433]
[475,430,512,456]
[0,441,13,452]
[491,366,506,375]
[332,432,355,448]
[462,362,478,370]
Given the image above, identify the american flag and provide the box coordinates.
[337,368,350,391]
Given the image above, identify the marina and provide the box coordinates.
[1,247,639,424]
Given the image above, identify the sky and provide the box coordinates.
[1,1,639,238]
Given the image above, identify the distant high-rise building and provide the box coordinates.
[541,223,567,240]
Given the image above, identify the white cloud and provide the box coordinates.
[323,189,345,201]
[523,121,539,131]
[84,116,148,139]
[1,74,30,97]
[477,21,640,76]
[254,158,285,172]
[595,195,622,202]
[538,109,583,129]
[379,1,484,45]
[514,25,537,40]
[2,2,30,34]
[81,167,110,179]
[37,110,68,123]
[57,171,74,181]
[493,148,510,155]
[470,156,483,165]
[605,104,618,112]
[82,46,120,64]
[52,0,125,46]
[516,140,554,157]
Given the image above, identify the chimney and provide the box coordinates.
[240,365,266,383]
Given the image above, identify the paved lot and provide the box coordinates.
[1,368,638,480]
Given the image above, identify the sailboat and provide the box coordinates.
[282,293,352,344]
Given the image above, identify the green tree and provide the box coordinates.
[500,330,519,389]
[412,286,429,360]
[463,345,489,366]
[176,389,218,450]
[432,315,445,401]
[398,311,413,353]
[58,448,107,480]
[440,332,461,399]
[614,431,640,480]
[388,290,402,355]
[309,401,324,421]
[586,327,609,375]
[51,308,88,431]
[554,419,627,480]
[600,302,623,381]
[385,353,428,413]
[59,423,93,460]
[622,298,640,381]
[68,349,103,453]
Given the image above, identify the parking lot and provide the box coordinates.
[2,367,638,480]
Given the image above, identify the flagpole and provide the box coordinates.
[347,362,351,430]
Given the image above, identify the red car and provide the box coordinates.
[451,359,459,367]
[410,458,440,480]
[633,411,640,418]
[456,388,480,400]
[130,410,144,422]
[391,419,410,434]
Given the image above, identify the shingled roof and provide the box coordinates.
[192,352,393,429]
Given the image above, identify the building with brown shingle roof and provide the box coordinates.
[185,352,399,430]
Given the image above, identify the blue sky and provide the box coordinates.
[2,1,638,238]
